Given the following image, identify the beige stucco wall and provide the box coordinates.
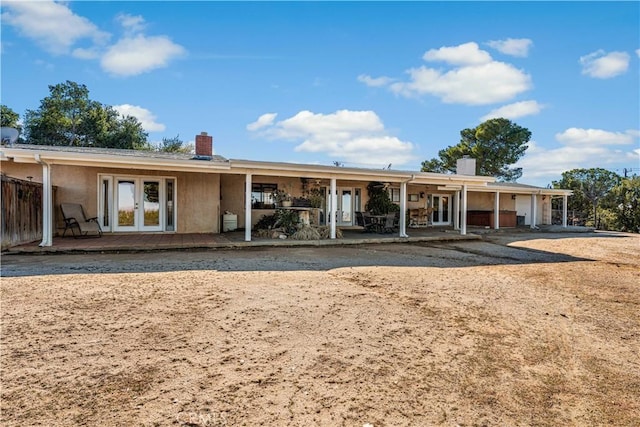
[1,160,221,234]
[467,192,517,211]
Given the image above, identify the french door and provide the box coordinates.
[114,178,163,232]
[431,194,451,226]
[327,187,361,226]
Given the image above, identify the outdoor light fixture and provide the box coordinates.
[512,194,517,200]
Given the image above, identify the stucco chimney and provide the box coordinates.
[195,132,213,157]
[456,156,476,175]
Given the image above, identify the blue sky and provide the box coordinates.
[2,1,639,186]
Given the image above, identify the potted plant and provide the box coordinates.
[272,189,292,207]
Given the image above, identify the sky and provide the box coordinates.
[1,1,639,187]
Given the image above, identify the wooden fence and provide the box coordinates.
[1,175,44,250]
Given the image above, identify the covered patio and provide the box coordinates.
[5,227,479,254]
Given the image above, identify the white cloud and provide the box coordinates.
[1,0,109,55]
[480,100,544,121]
[247,113,277,131]
[516,129,640,184]
[247,110,415,166]
[101,35,185,76]
[2,1,184,77]
[116,13,146,35]
[362,42,532,105]
[555,128,636,145]
[113,104,165,132]
[357,74,395,87]
[390,61,531,105]
[580,50,630,79]
[636,49,640,58]
[486,38,533,57]
[423,42,492,66]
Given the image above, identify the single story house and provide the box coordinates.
[1,132,572,247]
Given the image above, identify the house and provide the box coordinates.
[0,132,572,247]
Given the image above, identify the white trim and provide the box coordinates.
[100,173,175,232]
[494,191,500,230]
[98,175,113,232]
[461,185,468,235]
[245,173,252,242]
[37,156,53,247]
[330,178,337,239]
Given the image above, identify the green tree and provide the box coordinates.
[610,176,640,233]
[421,118,531,182]
[365,182,399,215]
[552,168,621,229]
[158,135,193,153]
[1,105,21,129]
[23,80,148,149]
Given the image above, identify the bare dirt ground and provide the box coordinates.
[1,231,639,427]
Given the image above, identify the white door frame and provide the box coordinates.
[113,177,164,232]
[431,193,452,226]
[100,174,175,232]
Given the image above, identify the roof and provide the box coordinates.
[1,143,228,162]
[1,143,570,194]
[1,143,230,173]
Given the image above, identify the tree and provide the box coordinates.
[365,182,399,215]
[23,80,148,149]
[610,176,640,233]
[552,168,620,229]
[158,135,193,153]
[421,118,531,182]
[1,105,21,129]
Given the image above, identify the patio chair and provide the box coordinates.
[382,213,397,233]
[362,212,377,232]
[60,203,103,238]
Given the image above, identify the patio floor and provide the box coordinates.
[4,226,481,254]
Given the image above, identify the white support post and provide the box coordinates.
[562,194,568,228]
[494,191,500,230]
[38,157,53,247]
[530,194,537,229]
[461,184,467,235]
[330,178,337,239]
[454,191,460,230]
[244,173,252,242]
[399,181,408,237]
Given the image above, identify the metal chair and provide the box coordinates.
[60,203,103,238]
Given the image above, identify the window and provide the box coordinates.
[389,187,400,203]
[252,183,278,208]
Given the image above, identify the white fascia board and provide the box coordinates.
[230,159,495,184]
[0,148,230,172]
[474,185,573,196]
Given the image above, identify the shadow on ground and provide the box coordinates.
[0,232,614,277]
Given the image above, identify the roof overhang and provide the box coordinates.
[0,146,231,173]
[229,159,495,185]
[437,183,572,196]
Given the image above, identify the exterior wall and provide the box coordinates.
[178,172,220,233]
[1,161,221,234]
[1,162,42,183]
[220,174,247,228]
[467,192,517,211]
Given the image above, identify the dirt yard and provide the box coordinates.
[1,231,639,426]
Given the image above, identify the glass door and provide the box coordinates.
[338,189,353,226]
[431,194,451,226]
[115,179,137,231]
[114,178,163,231]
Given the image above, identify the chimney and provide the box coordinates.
[456,156,476,175]
[195,132,213,157]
